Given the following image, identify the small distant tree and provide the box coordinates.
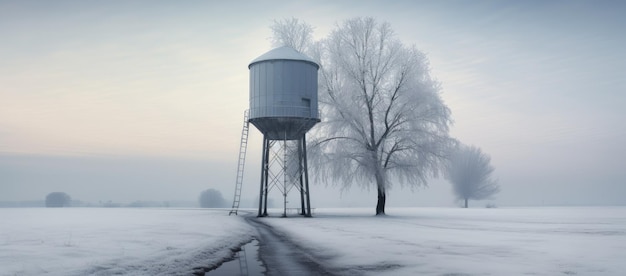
[446,145,500,208]
[45,192,71,208]
[199,189,227,208]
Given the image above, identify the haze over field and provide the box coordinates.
[1,1,625,207]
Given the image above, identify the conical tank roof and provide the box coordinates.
[249,46,319,68]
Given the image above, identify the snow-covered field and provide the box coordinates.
[262,207,626,276]
[0,208,254,276]
[2,207,625,276]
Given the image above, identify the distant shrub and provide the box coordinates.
[199,189,227,208]
[485,203,497,209]
[45,192,72,208]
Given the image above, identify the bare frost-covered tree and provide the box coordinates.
[270,17,314,53]
[446,145,500,208]
[270,17,455,215]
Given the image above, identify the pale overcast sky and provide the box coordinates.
[1,1,625,207]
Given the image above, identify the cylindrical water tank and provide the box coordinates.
[248,46,320,140]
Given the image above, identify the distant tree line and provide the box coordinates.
[1,190,257,209]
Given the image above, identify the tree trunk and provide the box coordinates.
[464,198,468,208]
[374,162,387,215]
[376,186,386,215]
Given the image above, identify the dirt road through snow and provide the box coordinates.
[246,217,338,276]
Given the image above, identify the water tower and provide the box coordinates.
[249,46,320,217]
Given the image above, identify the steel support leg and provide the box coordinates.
[303,135,312,217]
[262,138,270,217]
[258,136,267,217]
[298,137,306,215]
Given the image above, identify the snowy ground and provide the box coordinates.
[0,208,255,276]
[2,207,625,276]
[260,207,626,276]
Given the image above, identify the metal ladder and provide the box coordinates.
[229,110,250,216]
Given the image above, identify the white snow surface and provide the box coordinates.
[0,208,254,276]
[261,207,626,276]
[3,207,625,276]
